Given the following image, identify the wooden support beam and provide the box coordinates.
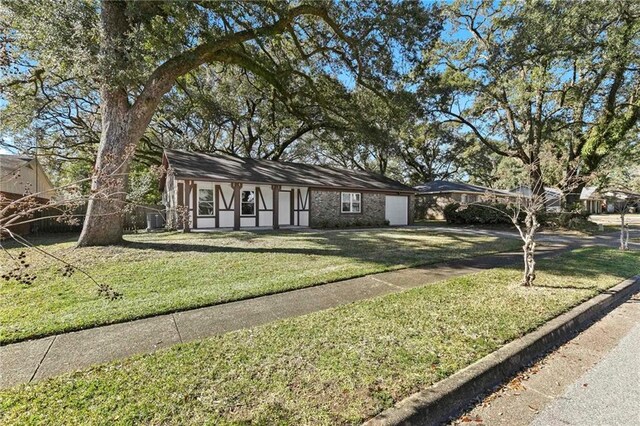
[183,180,192,233]
[232,182,242,230]
[272,185,281,230]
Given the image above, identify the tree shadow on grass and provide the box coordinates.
[119,230,510,269]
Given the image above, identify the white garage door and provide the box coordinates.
[385,195,408,225]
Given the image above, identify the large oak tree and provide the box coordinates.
[2,0,440,246]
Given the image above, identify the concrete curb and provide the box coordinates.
[364,274,640,426]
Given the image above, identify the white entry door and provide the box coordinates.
[385,195,408,225]
[278,191,291,226]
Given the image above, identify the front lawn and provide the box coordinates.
[0,228,521,344]
[1,247,637,425]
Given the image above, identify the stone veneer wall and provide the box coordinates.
[309,190,387,227]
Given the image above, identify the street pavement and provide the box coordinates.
[453,292,640,426]
[531,314,640,426]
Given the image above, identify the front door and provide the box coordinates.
[278,191,291,226]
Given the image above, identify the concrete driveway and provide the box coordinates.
[589,213,640,226]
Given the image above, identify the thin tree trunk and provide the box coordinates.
[620,212,627,250]
[520,211,538,286]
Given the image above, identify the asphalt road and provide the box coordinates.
[530,319,640,426]
[452,293,640,426]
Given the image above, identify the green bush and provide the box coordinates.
[443,203,516,225]
[538,211,596,231]
[444,203,597,231]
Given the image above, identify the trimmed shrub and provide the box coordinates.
[538,210,596,231]
[444,203,597,231]
[443,203,516,225]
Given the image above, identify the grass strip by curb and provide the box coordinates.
[365,274,640,426]
[1,247,637,425]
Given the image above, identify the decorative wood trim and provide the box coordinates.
[219,187,234,210]
[272,185,281,229]
[258,187,269,210]
[215,185,220,228]
[298,189,309,210]
[177,183,184,207]
[192,182,198,229]
[308,189,313,225]
[255,187,261,227]
[184,180,192,232]
[232,182,242,230]
[172,176,415,195]
[290,189,295,225]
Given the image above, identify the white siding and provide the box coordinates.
[240,217,256,227]
[1,160,53,199]
[198,218,216,228]
[299,211,309,226]
[169,180,309,230]
[259,211,273,226]
[219,212,234,228]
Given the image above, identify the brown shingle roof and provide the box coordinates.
[415,180,519,197]
[163,150,415,193]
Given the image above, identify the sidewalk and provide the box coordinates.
[1,243,571,389]
[453,291,640,425]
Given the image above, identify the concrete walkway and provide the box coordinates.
[1,243,572,389]
[1,229,636,390]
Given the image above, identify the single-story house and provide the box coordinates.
[160,149,415,231]
[600,188,640,214]
[0,153,54,235]
[511,185,562,212]
[414,180,520,220]
[579,186,606,214]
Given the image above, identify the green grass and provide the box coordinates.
[0,228,521,344]
[1,247,637,425]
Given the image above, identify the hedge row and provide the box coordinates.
[443,203,519,225]
[443,202,595,230]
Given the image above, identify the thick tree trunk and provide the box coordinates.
[77,90,134,246]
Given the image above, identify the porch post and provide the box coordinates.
[232,182,242,231]
[183,180,192,233]
[272,185,281,230]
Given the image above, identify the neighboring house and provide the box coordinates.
[601,188,640,214]
[0,154,55,235]
[160,149,415,231]
[580,186,606,214]
[414,180,519,220]
[511,185,562,212]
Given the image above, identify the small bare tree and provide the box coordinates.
[464,186,546,286]
[489,188,547,287]
[601,189,639,251]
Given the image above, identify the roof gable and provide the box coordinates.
[163,150,415,193]
[415,180,517,197]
